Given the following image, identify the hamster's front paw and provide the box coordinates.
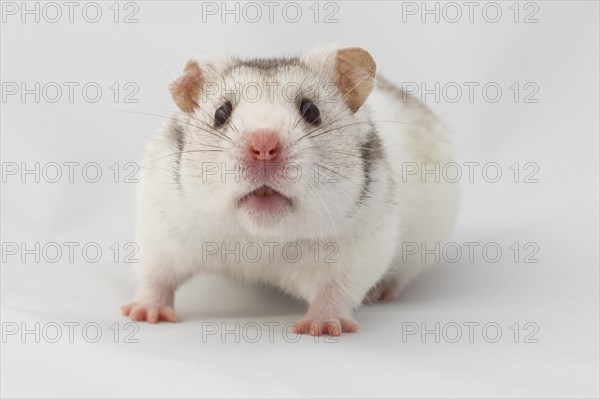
[293,316,358,336]
[121,302,177,323]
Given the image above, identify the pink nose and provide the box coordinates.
[249,130,280,161]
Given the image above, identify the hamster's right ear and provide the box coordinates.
[169,60,204,113]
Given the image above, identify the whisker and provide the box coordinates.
[148,149,225,164]
[294,115,355,144]
[115,109,233,144]
[188,104,233,143]
[303,120,428,141]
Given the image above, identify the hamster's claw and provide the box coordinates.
[121,302,177,323]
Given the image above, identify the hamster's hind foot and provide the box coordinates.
[363,279,401,304]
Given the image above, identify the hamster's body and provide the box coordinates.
[123,47,458,335]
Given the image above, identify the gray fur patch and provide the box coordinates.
[237,57,301,70]
[357,125,384,206]
[167,120,184,189]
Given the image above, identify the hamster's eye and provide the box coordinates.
[214,101,233,126]
[299,99,321,126]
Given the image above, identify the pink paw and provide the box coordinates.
[121,302,177,323]
[293,316,358,336]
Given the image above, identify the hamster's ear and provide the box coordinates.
[334,47,376,112]
[169,60,204,113]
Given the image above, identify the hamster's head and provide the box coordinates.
[169,47,379,239]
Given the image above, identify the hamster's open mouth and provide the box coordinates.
[237,185,294,214]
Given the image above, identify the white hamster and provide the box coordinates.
[122,46,459,336]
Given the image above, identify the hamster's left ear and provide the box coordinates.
[169,60,204,113]
[334,47,376,112]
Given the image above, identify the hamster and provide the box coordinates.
[121,46,459,336]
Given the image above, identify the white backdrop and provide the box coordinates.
[1,1,599,397]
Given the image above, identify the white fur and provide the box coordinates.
[126,47,459,329]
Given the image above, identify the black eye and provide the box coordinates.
[299,99,321,126]
[214,101,232,126]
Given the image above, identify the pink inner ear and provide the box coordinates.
[169,61,203,113]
